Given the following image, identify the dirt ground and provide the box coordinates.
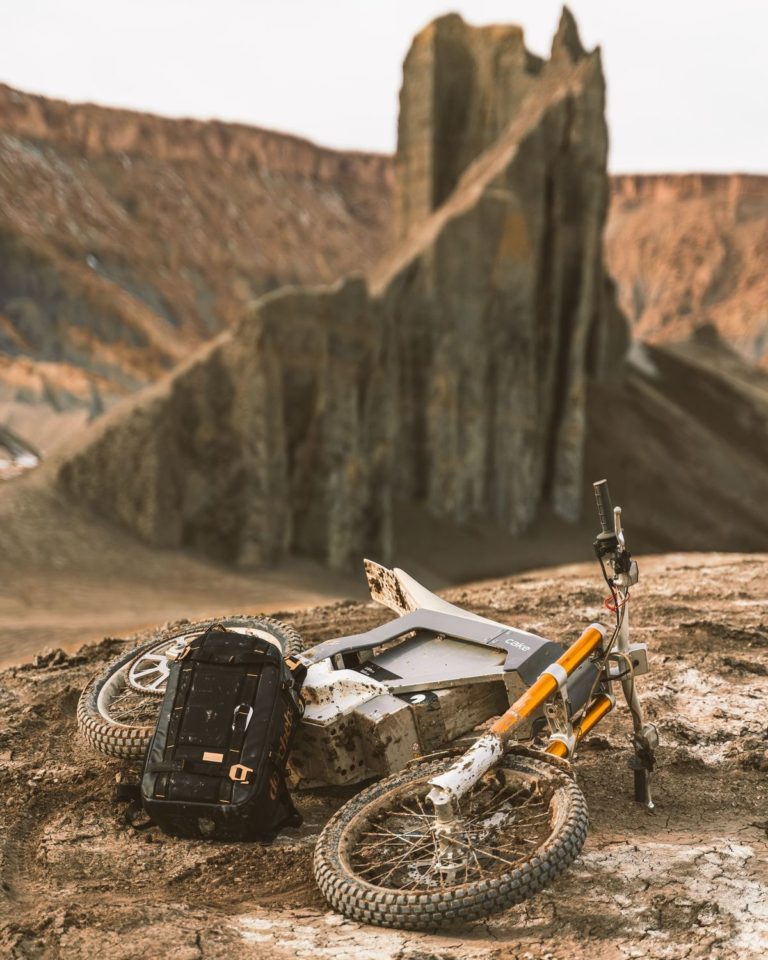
[1,552,766,959]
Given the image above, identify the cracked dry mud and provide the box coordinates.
[1,553,766,959]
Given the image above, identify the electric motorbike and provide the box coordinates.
[77,479,657,928]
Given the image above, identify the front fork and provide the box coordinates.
[427,592,657,844]
[426,624,607,835]
[426,487,661,851]
[594,488,658,810]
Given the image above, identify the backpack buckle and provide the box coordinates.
[232,704,254,731]
[228,763,254,783]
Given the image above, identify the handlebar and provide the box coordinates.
[592,478,637,583]
[593,479,614,535]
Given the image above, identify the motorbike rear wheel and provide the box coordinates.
[314,753,588,929]
[77,616,303,759]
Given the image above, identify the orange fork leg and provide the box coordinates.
[546,692,614,758]
[490,624,605,741]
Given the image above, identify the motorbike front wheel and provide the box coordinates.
[314,753,588,929]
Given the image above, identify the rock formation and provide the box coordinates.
[606,173,768,364]
[394,9,596,242]
[394,15,545,240]
[55,11,628,570]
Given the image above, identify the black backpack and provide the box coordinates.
[140,624,305,841]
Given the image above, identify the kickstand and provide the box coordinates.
[633,768,652,806]
[629,734,656,811]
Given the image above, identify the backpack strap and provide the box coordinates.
[284,656,307,685]
[150,628,211,799]
[217,667,266,802]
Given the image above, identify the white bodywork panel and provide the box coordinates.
[365,559,508,630]
[288,563,539,788]
[392,566,510,631]
[301,660,388,725]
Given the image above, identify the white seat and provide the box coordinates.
[392,567,510,630]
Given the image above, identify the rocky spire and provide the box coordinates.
[551,6,587,63]
[395,13,540,241]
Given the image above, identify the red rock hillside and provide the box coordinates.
[0,83,393,412]
[606,174,768,365]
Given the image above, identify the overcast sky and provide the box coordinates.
[2,1,766,172]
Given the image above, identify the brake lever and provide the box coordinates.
[614,505,625,547]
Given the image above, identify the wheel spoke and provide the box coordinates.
[449,834,523,870]
[359,833,435,878]
[131,666,162,678]
[107,686,159,725]
[387,810,432,820]
[361,837,435,886]
[468,843,487,879]
[361,825,423,841]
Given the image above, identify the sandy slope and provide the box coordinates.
[0,552,766,958]
[0,471,363,668]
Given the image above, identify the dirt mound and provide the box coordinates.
[1,552,766,958]
[606,174,768,364]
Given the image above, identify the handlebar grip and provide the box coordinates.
[593,479,614,535]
